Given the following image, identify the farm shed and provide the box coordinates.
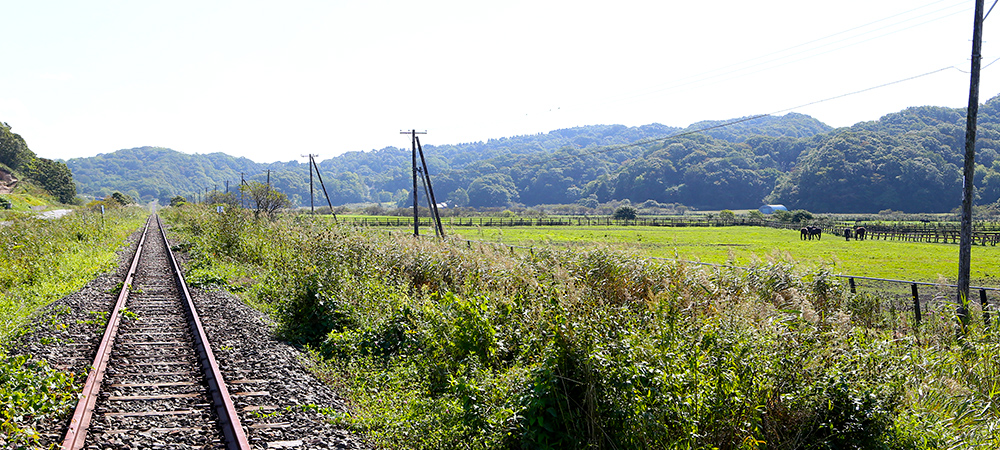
[758,204,788,214]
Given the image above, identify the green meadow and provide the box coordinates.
[451,225,1000,286]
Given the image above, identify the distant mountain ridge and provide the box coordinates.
[64,100,1000,213]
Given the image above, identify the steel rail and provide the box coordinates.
[61,217,151,449]
[61,215,251,449]
[156,214,251,449]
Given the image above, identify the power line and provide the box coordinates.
[537,68,960,165]
[489,64,968,168]
[768,66,959,115]
[550,0,971,115]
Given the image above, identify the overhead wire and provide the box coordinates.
[569,0,971,112]
[499,63,973,167]
[986,0,999,20]
[430,1,990,176]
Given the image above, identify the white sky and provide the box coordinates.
[2,0,998,163]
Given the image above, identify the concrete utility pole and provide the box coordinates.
[957,0,985,331]
[401,130,427,236]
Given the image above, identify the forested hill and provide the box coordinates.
[0,122,76,203]
[65,96,1000,213]
[66,113,829,208]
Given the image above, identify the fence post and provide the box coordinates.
[981,289,991,326]
[911,283,921,326]
[849,278,856,294]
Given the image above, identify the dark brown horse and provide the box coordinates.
[807,226,822,240]
[854,226,866,241]
[844,227,853,241]
[800,227,808,240]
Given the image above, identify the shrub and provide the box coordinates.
[612,205,638,220]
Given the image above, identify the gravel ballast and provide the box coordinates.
[4,225,371,449]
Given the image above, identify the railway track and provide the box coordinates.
[61,215,249,449]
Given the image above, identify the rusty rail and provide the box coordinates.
[61,215,250,449]
[157,214,250,448]
[61,218,149,449]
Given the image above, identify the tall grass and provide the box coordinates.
[0,206,148,446]
[166,206,1000,449]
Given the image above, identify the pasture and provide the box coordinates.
[453,225,1000,286]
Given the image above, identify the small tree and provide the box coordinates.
[169,195,187,207]
[613,205,638,220]
[718,210,736,221]
[791,209,814,223]
[241,181,291,219]
[773,210,793,222]
[110,192,134,206]
[207,191,240,207]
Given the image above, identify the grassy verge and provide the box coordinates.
[165,206,1000,449]
[0,206,148,446]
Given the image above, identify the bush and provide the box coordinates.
[169,195,187,207]
[791,209,814,223]
[612,205,638,220]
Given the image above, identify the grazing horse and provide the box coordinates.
[800,227,809,240]
[807,226,822,240]
[844,227,853,241]
[854,226,866,241]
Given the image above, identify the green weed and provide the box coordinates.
[163,206,1000,449]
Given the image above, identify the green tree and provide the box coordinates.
[447,188,469,207]
[241,181,291,218]
[612,205,638,220]
[169,195,187,207]
[110,192,134,206]
[791,209,814,223]
[25,158,76,204]
[0,123,34,171]
[773,210,793,222]
[468,174,518,207]
[208,191,239,207]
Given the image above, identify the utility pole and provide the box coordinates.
[401,130,427,236]
[309,155,337,220]
[267,169,271,187]
[225,180,229,194]
[957,0,985,331]
[240,173,246,208]
[416,136,445,238]
[302,154,317,214]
